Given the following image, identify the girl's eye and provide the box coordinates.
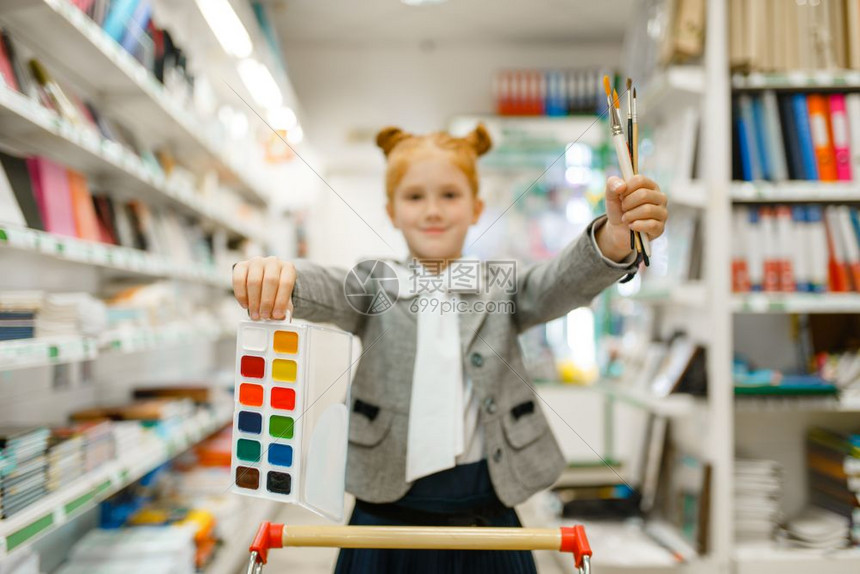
[443,190,461,199]
[407,194,422,201]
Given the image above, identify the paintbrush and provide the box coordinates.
[603,77,649,265]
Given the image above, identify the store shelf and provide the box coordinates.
[0,405,233,558]
[204,499,280,574]
[732,293,860,314]
[0,85,264,243]
[735,542,860,574]
[735,395,860,414]
[592,381,703,418]
[668,180,707,209]
[628,282,707,307]
[732,182,860,203]
[639,66,705,118]
[732,71,860,90]
[0,0,270,204]
[0,225,228,288]
[0,324,235,371]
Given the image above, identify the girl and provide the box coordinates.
[232,124,668,573]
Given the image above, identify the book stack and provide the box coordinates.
[0,426,50,519]
[494,68,617,116]
[732,91,860,182]
[806,426,860,545]
[56,421,115,473]
[0,292,42,342]
[46,433,84,493]
[782,506,851,550]
[72,0,195,94]
[730,0,860,73]
[734,459,783,542]
[35,293,107,338]
[731,204,860,293]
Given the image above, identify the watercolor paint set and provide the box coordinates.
[231,317,354,521]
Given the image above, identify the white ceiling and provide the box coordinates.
[265,0,635,46]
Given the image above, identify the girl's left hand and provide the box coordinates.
[602,175,668,255]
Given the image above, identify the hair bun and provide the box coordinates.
[376,126,411,157]
[465,123,492,156]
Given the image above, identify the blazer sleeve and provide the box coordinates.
[290,259,367,334]
[513,215,639,333]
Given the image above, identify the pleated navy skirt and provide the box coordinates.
[334,460,537,574]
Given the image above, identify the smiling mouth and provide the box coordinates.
[421,228,446,234]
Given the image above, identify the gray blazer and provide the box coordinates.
[291,216,637,507]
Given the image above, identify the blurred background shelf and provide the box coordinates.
[731,182,860,203]
[0,225,226,287]
[0,406,231,558]
[0,0,271,204]
[732,293,860,314]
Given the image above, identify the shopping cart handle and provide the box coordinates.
[249,521,284,564]
[247,522,593,573]
[560,524,593,570]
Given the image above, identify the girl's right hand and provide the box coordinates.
[232,256,296,321]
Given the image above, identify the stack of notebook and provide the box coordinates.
[734,458,783,541]
[0,292,42,342]
[53,421,115,474]
[783,506,851,550]
[46,433,85,493]
[0,426,50,518]
[806,426,860,544]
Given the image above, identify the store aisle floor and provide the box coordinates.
[264,499,566,573]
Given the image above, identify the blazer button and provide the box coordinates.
[470,352,484,367]
[483,397,497,414]
[493,448,503,463]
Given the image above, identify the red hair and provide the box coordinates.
[376,124,492,199]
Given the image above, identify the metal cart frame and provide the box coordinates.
[245,522,593,573]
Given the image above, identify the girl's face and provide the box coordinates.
[386,155,484,266]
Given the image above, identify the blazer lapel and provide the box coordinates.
[458,289,489,353]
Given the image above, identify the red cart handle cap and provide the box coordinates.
[560,525,592,568]
[249,522,285,564]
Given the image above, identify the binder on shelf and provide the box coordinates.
[778,94,805,181]
[762,91,788,182]
[775,205,795,292]
[791,94,819,182]
[26,157,77,238]
[0,151,42,231]
[837,205,860,292]
[806,94,838,182]
[751,95,771,180]
[823,206,850,292]
[736,95,761,181]
[67,170,100,242]
[828,94,853,181]
[847,94,860,184]
[792,206,811,292]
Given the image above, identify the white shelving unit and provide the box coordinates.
[731,181,860,203]
[0,405,232,558]
[0,0,292,565]
[0,0,272,205]
[0,324,235,371]
[733,293,860,314]
[627,3,860,573]
[0,224,227,286]
[0,86,264,243]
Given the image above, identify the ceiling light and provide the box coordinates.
[195,0,252,58]
[268,107,298,131]
[238,58,283,109]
